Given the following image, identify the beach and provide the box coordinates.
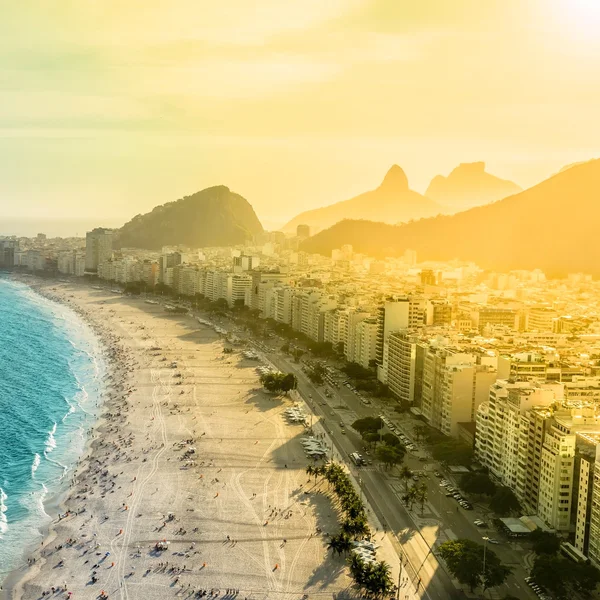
[3,281,379,600]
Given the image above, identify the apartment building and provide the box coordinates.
[386,332,418,404]
[538,415,577,531]
[421,348,477,430]
[375,297,426,370]
[440,363,497,437]
[475,381,557,509]
[526,306,559,332]
[472,307,518,332]
[351,318,379,369]
[85,228,113,273]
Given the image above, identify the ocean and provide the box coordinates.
[0,277,103,584]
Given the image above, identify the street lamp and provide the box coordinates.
[482,536,489,595]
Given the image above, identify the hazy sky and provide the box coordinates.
[1,0,599,231]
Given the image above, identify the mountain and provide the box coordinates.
[282,165,442,234]
[115,185,263,250]
[425,162,521,210]
[301,159,600,277]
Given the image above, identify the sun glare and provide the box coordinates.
[563,0,600,36]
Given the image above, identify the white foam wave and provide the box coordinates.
[0,488,8,535]
[61,403,76,422]
[45,422,57,454]
[31,453,41,477]
[44,454,69,480]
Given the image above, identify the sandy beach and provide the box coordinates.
[3,281,382,600]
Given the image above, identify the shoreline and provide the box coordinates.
[1,277,362,600]
[1,276,111,599]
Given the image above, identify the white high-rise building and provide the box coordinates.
[85,228,113,272]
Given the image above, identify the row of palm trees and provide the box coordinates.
[307,462,394,598]
[398,465,428,515]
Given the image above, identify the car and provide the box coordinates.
[418,456,427,462]
[434,472,442,477]
[341,429,346,434]
[463,504,473,510]
[447,486,455,492]
[445,492,454,497]
[488,539,500,545]
[473,520,486,527]
[413,475,419,481]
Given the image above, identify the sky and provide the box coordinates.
[1,0,600,233]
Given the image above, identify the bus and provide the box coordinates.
[350,452,365,466]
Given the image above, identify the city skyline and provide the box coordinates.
[2,0,600,228]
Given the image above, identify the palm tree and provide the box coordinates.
[367,561,394,598]
[306,465,315,482]
[342,513,369,538]
[399,465,413,492]
[414,482,428,516]
[327,532,352,556]
[402,487,417,510]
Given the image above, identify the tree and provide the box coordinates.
[362,432,381,447]
[489,486,521,516]
[532,554,600,599]
[351,417,383,435]
[306,363,326,385]
[259,372,297,393]
[327,532,352,556]
[280,343,290,353]
[343,362,374,380]
[341,513,369,537]
[280,373,298,392]
[413,482,428,516]
[531,554,569,599]
[431,439,473,466]
[381,433,401,447]
[399,465,413,492]
[461,472,496,497]
[572,561,600,596]
[376,444,405,469]
[438,538,512,593]
[529,529,561,555]
[347,556,394,598]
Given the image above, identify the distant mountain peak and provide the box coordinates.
[452,161,486,175]
[301,158,600,277]
[379,164,409,191]
[115,185,263,250]
[280,163,440,234]
[425,162,521,210]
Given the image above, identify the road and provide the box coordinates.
[263,348,461,600]
[262,346,538,600]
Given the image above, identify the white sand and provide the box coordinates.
[8,283,356,600]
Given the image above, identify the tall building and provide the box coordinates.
[233,254,259,272]
[475,381,557,509]
[85,228,113,273]
[296,224,310,239]
[420,269,437,286]
[0,239,19,267]
[376,297,426,378]
[386,332,418,404]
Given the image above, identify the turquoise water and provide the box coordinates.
[0,277,103,582]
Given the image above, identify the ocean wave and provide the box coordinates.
[44,454,69,480]
[61,403,76,422]
[45,423,57,454]
[31,453,41,477]
[0,488,7,535]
